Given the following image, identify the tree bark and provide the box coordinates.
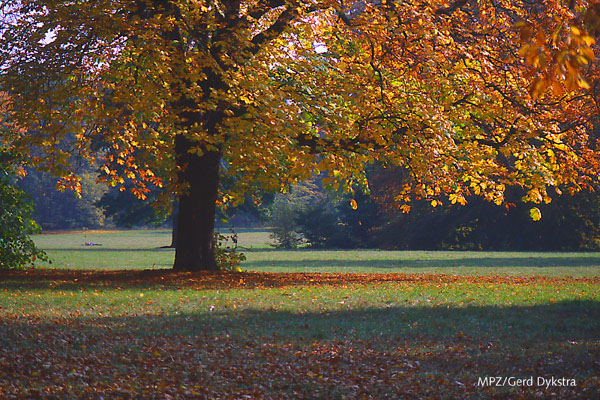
[172,135,221,271]
[168,199,179,248]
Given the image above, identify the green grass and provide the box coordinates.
[1,229,596,398]
[32,229,176,270]
[32,228,600,276]
[1,270,598,398]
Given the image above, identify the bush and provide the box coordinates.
[295,190,378,248]
[214,231,246,271]
[269,195,305,248]
[0,154,47,269]
[269,178,379,249]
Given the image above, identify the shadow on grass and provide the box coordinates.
[3,299,599,350]
[3,300,599,356]
[2,301,599,398]
[29,300,589,349]
[123,300,600,342]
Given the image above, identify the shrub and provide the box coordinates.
[270,178,379,249]
[0,153,47,269]
[269,195,305,248]
[214,231,246,271]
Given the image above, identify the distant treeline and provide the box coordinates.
[269,169,600,251]
[16,168,169,231]
[18,166,600,251]
[16,167,262,231]
[17,169,108,230]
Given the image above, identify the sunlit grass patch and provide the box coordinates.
[32,229,600,277]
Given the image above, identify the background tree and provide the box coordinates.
[2,1,600,270]
[272,163,600,251]
[270,177,379,248]
[0,152,47,269]
[369,162,600,251]
[17,168,108,230]
[0,93,46,269]
[372,188,600,251]
[96,188,168,229]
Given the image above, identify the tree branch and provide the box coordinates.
[248,0,287,20]
[249,1,301,55]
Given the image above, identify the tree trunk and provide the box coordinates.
[168,199,179,248]
[173,135,221,271]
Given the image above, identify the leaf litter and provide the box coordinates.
[0,269,598,399]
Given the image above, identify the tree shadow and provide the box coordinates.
[123,300,600,344]
[3,300,599,354]
[1,301,598,398]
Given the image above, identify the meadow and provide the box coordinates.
[0,229,598,398]
[30,228,600,276]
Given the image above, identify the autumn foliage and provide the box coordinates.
[2,1,600,268]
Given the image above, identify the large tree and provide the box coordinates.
[1,0,599,270]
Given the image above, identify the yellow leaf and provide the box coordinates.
[578,77,591,90]
[529,77,546,100]
[518,44,530,58]
[582,36,595,47]
[551,80,563,96]
[350,199,358,210]
[535,30,545,46]
[527,188,543,203]
[449,193,466,205]
[581,47,595,61]
[530,207,542,221]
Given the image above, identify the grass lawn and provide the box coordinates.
[31,228,600,276]
[0,229,598,398]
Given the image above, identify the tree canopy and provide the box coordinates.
[1,0,599,269]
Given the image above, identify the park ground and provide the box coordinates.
[0,229,599,398]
